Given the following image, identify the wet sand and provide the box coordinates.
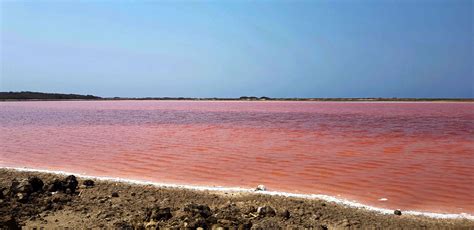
[1,169,472,229]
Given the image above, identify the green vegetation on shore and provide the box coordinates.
[0,91,101,100]
[1,91,472,102]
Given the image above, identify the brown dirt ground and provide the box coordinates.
[0,169,472,229]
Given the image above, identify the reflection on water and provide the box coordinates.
[1,101,473,214]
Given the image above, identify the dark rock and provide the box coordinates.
[10,179,32,195]
[64,175,79,193]
[48,176,78,193]
[9,178,40,202]
[83,179,95,187]
[215,203,241,221]
[0,187,4,199]
[184,203,212,218]
[206,216,218,225]
[394,210,402,216]
[0,215,20,230]
[47,179,63,192]
[154,207,172,220]
[257,206,276,217]
[145,206,172,221]
[28,176,44,192]
[239,222,253,230]
[279,209,290,219]
[113,221,134,230]
[111,192,119,197]
[9,179,19,194]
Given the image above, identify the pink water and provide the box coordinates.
[0,101,473,215]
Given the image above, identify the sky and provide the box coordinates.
[0,0,472,98]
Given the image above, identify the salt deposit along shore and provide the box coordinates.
[0,168,472,229]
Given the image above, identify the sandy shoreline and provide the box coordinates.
[1,168,473,229]
[4,166,473,220]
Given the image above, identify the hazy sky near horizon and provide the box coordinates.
[1,0,472,98]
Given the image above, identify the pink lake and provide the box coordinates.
[0,101,473,215]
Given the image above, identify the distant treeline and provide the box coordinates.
[1,91,472,101]
[0,91,101,100]
[114,96,473,102]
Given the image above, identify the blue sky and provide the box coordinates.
[1,0,472,98]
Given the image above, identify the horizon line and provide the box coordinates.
[0,91,473,101]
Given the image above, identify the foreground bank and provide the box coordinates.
[0,169,472,229]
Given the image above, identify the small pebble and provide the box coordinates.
[83,180,95,187]
[255,184,266,191]
[280,209,290,219]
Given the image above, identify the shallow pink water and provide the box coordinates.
[0,101,473,214]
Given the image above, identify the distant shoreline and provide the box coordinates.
[1,91,473,102]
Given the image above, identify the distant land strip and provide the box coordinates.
[0,91,472,102]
